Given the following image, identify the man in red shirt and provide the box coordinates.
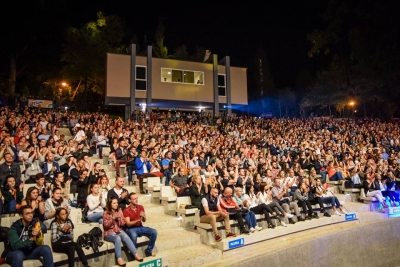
[219,187,249,234]
[123,193,158,257]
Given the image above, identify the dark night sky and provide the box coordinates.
[62,1,327,87]
[2,1,327,88]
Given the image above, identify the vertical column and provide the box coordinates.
[146,45,152,113]
[213,54,219,116]
[225,56,232,116]
[130,44,137,118]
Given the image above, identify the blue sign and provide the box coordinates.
[228,238,244,249]
[345,213,356,221]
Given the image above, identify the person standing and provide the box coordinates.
[123,193,158,257]
[6,205,54,267]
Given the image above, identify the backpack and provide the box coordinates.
[76,227,103,253]
[344,179,355,189]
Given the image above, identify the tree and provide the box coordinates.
[152,20,169,58]
[307,0,400,118]
[172,45,189,60]
[61,12,127,106]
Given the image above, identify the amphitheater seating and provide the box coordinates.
[327,180,342,194]
[160,186,177,215]
[175,196,197,227]
[341,180,361,202]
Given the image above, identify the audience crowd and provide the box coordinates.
[1,102,400,264]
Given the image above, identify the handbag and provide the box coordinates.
[81,206,90,223]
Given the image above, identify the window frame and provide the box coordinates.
[161,67,204,85]
[135,65,147,91]
[218,74,226,97]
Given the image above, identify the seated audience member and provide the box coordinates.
[87,183,106,224]
[272,178,303,222]
[51,172,71,199]
[107,176,130,210]
[1,175,24,216]
[20,187,45,221]
[103,197,143,266]
[258,182,294,226]
[169,167,190,196]
[161,151,173,186]
[219,187,250,234]
[294,181,319,220]
[244,185,275,228]
[206,174,224,195]
[220,167,239,192]
[363,174,388,209]
[98,175,111,199]
[135,150,158,194]
[115,138,127,177]
[189,174,207,209]
[24,146,44,183]
[44,187,70,228]
[50,208,90,267]
[200,187,237,242]
[34,173,50,202]
[380,171,399,206]
[233,187,262,232]
[88,162,102,184]
[95,129,108,159]
[77,169,89,208]
[327,159,343,181]
[307,179,331,217]
[124,193,158,257]
[0,152,22,186]
[6,205,53,267]
[42,152,60,182]
[315,179,347,215]
[126,146,137,186]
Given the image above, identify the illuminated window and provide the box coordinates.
[195,72,204,85]
[161,68,204,85]
[136,66,146,90]
[184,71,194,83]
[172,70,183,83]
[162,68,171,82]
[218,74,226,96]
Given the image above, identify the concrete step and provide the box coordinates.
[344,201,371,213]
[144,215,183,230]
[153,228,200,251]
[357,211,388,223]
[58,127,72,137]
[166,244,222,267]
[140,203,165,215]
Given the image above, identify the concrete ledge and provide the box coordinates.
[216,212,360,251]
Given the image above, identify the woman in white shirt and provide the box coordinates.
[96,129,108,159]
[44,187,70,228]
[98,175,111,200]
[86,183,106,224]
[244,185,275,229]
[257,183,294,227]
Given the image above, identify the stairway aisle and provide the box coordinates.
[135,195,223,267]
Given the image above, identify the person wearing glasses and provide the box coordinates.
[6,205,53,267]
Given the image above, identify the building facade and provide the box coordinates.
[105,45,247,117]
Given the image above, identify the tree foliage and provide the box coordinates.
[152,20,169,58]
[61,12,127,98]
